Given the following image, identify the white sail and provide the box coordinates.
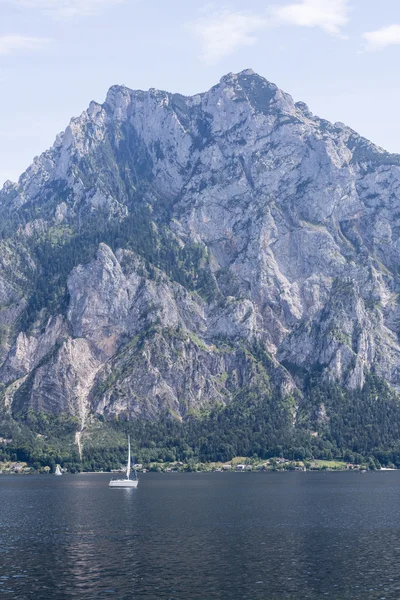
[109,435,138,487]
[55,465,62,476]
[126,435,131,480]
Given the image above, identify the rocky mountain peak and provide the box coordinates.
[1,70,400,432]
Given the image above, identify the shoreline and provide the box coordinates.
[2,457,397,475]
[1,468,399,476]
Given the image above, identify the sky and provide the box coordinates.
[1,0,400,185]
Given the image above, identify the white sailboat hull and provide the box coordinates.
[109,478,138,488]
[109,436,138,487]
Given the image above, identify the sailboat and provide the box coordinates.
[109,436,139,488]
[55,464,62,476]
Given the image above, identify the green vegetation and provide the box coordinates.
[298,373,400,468]
[2,371,400,472]
[15,187,218,330]
[1,181,400,474]
[308,460,347,470]
[0,412,81,473]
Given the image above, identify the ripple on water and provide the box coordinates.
[1,472,400,598]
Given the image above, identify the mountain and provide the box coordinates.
[2,69,400,466]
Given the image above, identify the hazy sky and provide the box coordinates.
[1,0,400,185]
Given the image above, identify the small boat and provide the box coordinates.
[109,436,139,488]
[55,465,62,476]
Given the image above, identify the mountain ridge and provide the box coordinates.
[1,69,400,464]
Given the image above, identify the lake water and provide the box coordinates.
[1,471,400,599]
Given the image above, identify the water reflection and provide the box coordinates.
[1,472,400,598]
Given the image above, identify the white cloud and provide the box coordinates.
[6,0,126,18]
[189,1,350,64]
[272,0,350,36]
[189,9,267,65]
[0,34,51,56]
[363,24,400,52]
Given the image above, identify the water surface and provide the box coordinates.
[1,471,400,599]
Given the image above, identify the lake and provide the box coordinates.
[1,471,400,599]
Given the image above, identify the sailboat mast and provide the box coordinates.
[126,435,131,480]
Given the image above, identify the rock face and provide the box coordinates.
[1,69,400,426]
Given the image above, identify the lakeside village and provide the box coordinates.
[0,455,394,475]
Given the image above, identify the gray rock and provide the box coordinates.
[1,69,400,421]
